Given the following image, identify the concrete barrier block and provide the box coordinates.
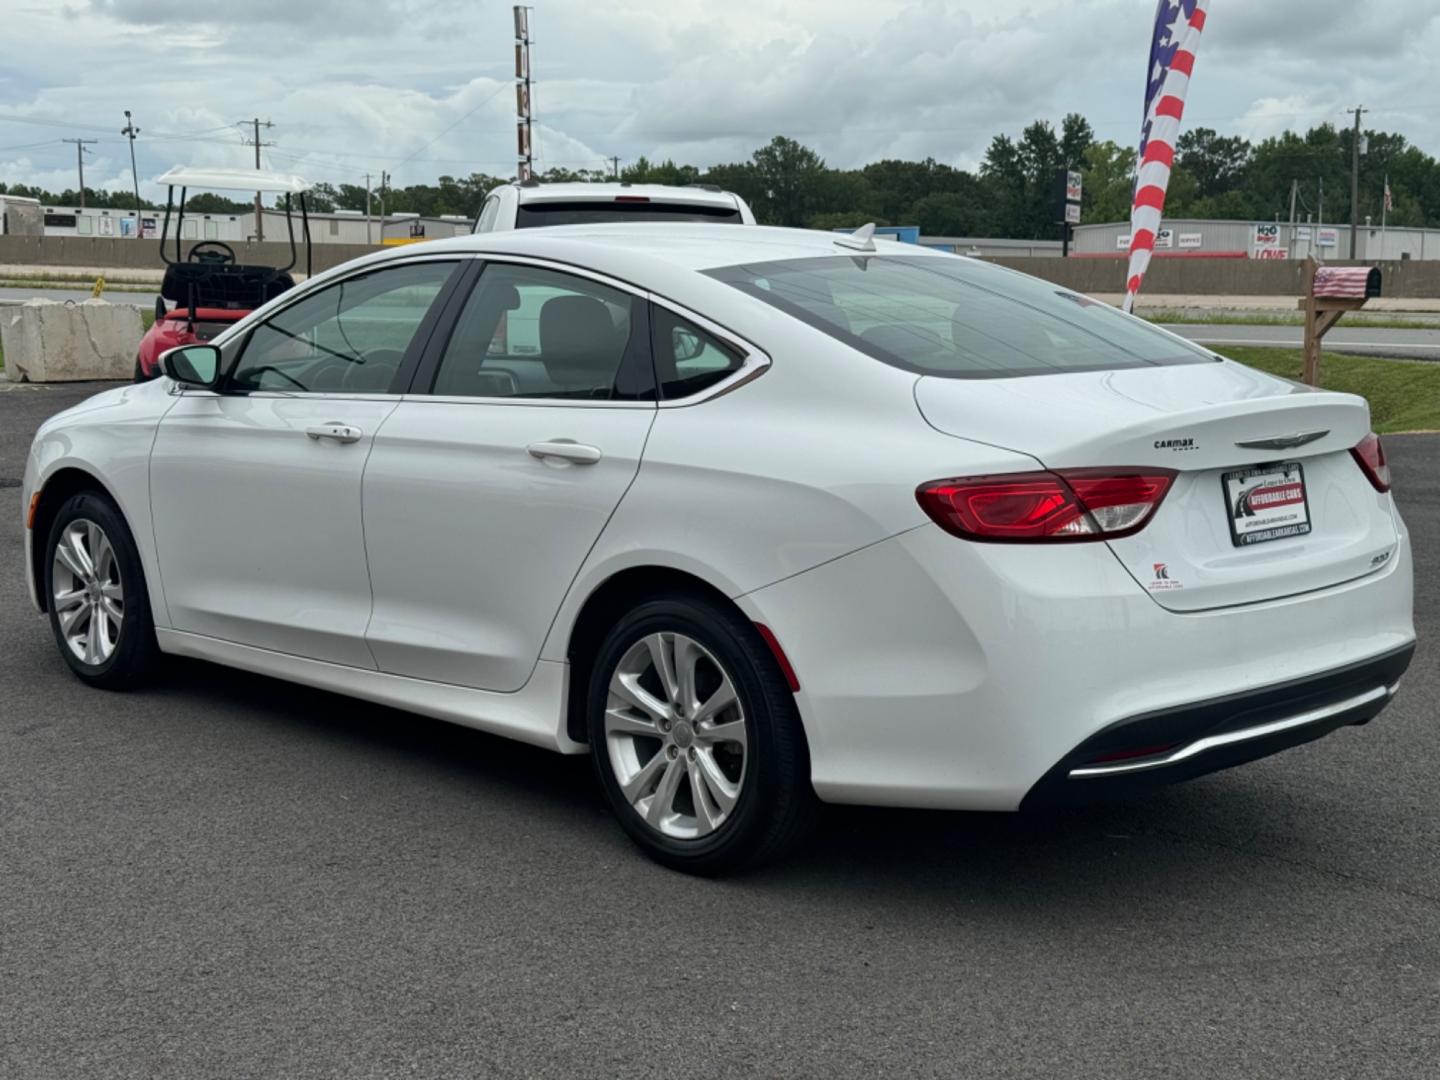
[0,299,143,382]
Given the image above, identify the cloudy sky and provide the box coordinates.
[2,0,1438,202]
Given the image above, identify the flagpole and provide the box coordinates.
[1381,174,1388,261]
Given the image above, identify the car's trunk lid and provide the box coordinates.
[915,361,1399,612]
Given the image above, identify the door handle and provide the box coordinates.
[306,422,363,444]
[527,440,602,465]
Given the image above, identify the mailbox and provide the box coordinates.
[1313,266,1382,300]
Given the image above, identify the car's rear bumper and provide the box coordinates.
[1019,642,1414,809]
[739,519,1416,811]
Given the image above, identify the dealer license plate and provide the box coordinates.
[1223,462,1312,547]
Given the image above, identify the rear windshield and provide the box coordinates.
[516,201,743,227]
[705,255,1217,379]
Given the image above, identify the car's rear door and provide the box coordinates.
[149,257,464,667]
[361,258,656,691]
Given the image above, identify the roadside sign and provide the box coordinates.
[1178,232,1202,248]
[1253,223,1281,247]
[1117,234,1132,250]
[1253,247,1288,260]
[1155,228,1174,249]
[1065,171,1083,203]
[1064,202,1081,225]
[1318,227,1339,248]
[1296,226,1313,241]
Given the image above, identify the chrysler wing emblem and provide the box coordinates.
[1235,430,1330,451]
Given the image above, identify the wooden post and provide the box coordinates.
[1300,259,1373,387]
[1302,257,1321,386]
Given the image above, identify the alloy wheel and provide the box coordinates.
[51,518,124,666]
[604,631,748,840]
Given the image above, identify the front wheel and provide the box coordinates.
[44,491,158,688]
[587,594,817,874]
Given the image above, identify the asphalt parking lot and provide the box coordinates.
[2,382,1436,1080]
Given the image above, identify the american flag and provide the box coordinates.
[1123,0,1211,314]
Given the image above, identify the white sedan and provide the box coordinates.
[21,225,1416,873]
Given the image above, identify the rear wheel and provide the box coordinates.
[44,492,158,689]
[587,594,817,874]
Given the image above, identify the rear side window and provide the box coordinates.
[431,263,650,400]
[706,256,1217,379]
[516,201,742,228]
[650,307,743,399]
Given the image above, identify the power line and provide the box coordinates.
[390,82,511,172]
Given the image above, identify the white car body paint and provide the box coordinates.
[21,225,1416,807]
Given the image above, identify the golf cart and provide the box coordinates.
[133,166,312,381]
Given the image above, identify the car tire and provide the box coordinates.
[43,491,159,689]
[587,593,818,874]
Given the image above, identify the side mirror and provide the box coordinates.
[154,296,166,323]
[161,344,222,388]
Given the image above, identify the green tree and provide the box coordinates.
[1175,127,1252,200]
[749,136,827,226]
[1080,140,1136,225]
[1060,112,1095,168]
[979,134,1026,236]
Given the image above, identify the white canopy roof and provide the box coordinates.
[155,166,311,194]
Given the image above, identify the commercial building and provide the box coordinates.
[1072,218,1440,261]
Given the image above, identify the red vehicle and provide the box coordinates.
[134,167,313,381]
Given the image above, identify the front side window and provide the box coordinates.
[431,263,645,400]
[707,256,1218,379]
[230,261,456,393]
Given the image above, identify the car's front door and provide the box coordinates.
[361,259,657,691]
[149,258,463,667]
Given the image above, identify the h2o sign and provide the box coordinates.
[1254,223,1281,247]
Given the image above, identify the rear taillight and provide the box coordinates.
[917,468,1176,543]
[1350,433,1391,493]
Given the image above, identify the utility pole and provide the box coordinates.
[607,155,620,179]
[1288,179,1298,257]
[364,172,373,245]
[121,112,142,235]
[238,118,275,241]
[62,138,98,209]
[378,171,390,240]
[1349,105,1367,259]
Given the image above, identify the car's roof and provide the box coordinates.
[387,223,950,277]
[511,182,742,209]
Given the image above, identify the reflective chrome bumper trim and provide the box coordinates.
[1068,683,1395,779]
